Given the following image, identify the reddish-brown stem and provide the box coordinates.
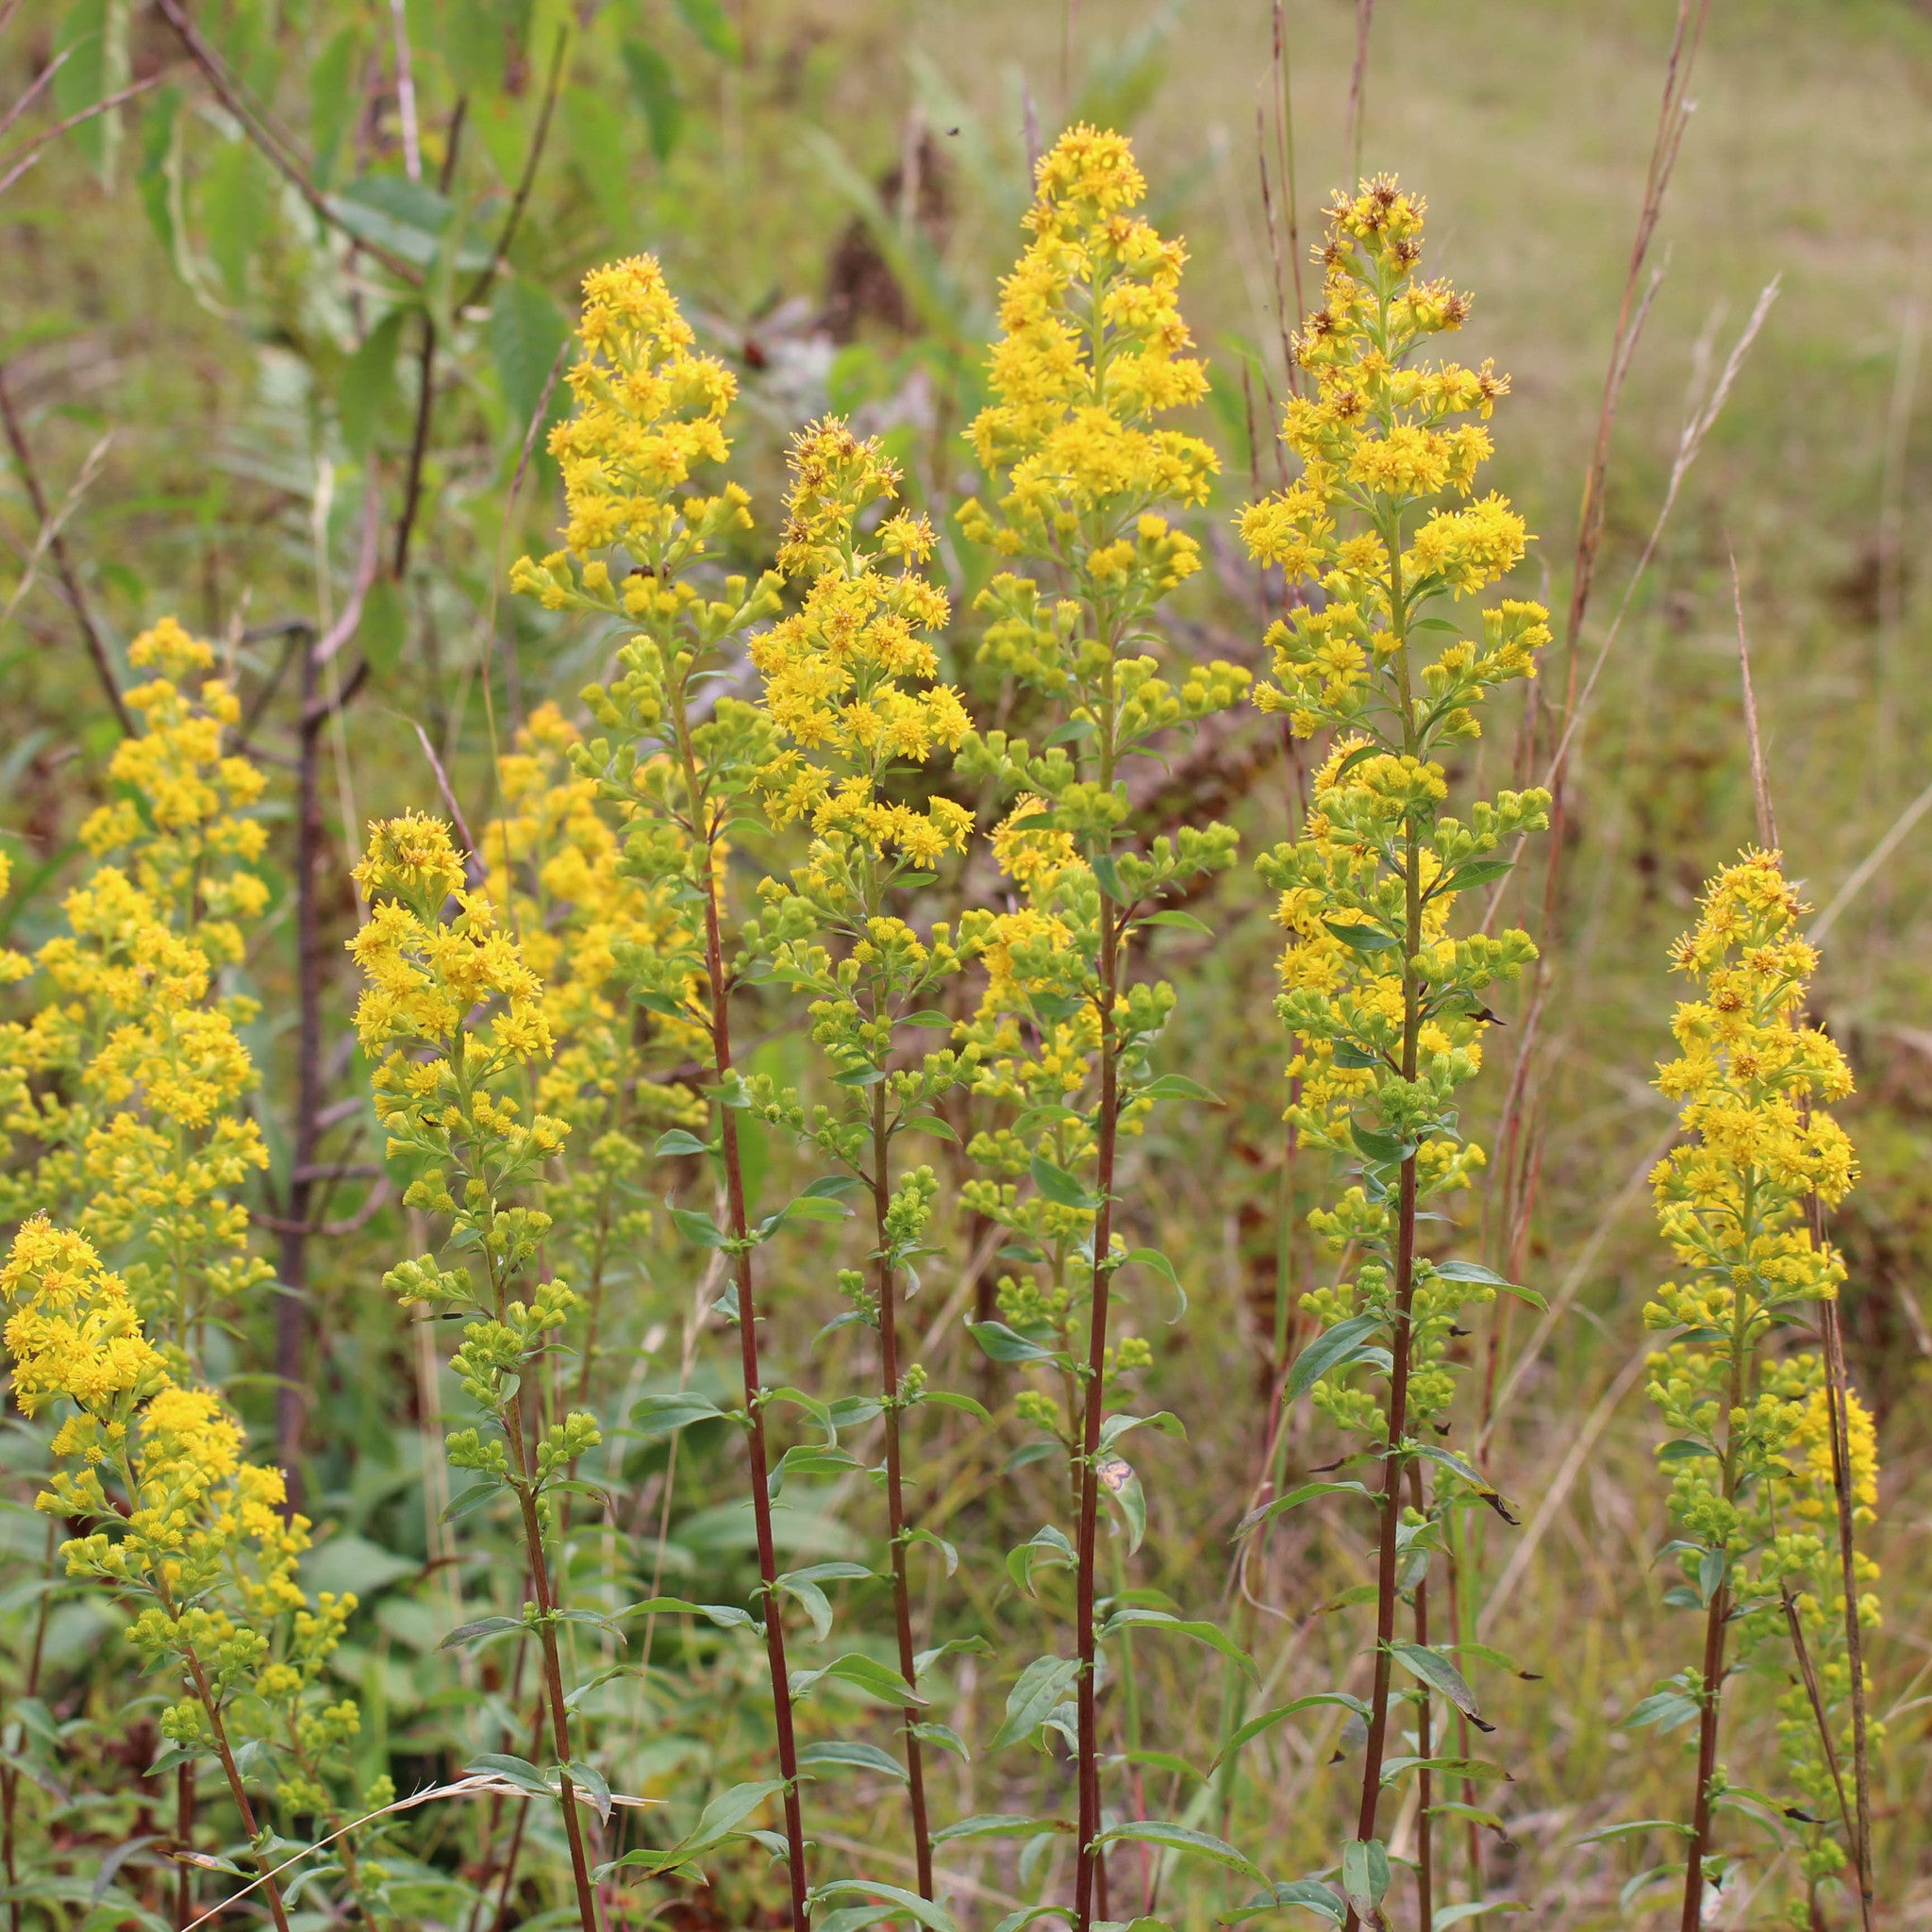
[275,625,325,1497]
[174,1763,195,1929]
[872,1081,934,1897]
[1342,809,1422,1932]
[1072,894,1121,1932]
[499,1400,602,1932]
[1820,1299,1876,1928]
[699,874,812,1927]
[178,1643,293,1932]
[1678,1578,1729,1932]
[1408,1463,1433,1931]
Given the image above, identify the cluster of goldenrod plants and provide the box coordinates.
[0,133,1890,1932]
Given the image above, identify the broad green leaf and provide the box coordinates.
[437,1615,525,1650]
[1283,1314,1385,1407]
[1224,1878,1344,1924]
[673,0,742,59]
[1432,1906,1527,1928]
[1211,1691,1371,1769]
[1381,1755,1511,1784]
[910,1720,970,1760]
[1091,1820,1262,1882]
[654,1127,713,1158]
[339,309,407,457]
[931,1814,1072,1844]
[1390,1644,1494,1731]
[991,1655,1081,1750]
[798,1740,907,1781]
[968,1320,1058,1364]
[1236,1479,1374,1540]
[916,1389,991,1422]
[490,276,568,434]
[1030,1152,1099,1210]
[1340,1839,1391,1919]
[628,1391,729,1437]
[1619,1690,1703,1734]
[1099,1608,1257,1682]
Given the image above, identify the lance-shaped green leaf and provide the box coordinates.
[968,1320,1060,1365]
[1224,1879,1344,1925]
[622,1596,758,1634]
[1283,1314,1386,1407]
[1407,1443,1519,1524]
[1380,1755,1510,1786]
[599,1778,786,1874]
[437,1615,525,1651]
[1211,1691,1371,1769]
[466,1751,551,1795]
[1098,1607,1257,1682]
[1091,1820,1263,1883]
[1124,1245,1188,1321]
[1340,1839,1391,1921]
[1235,1479,1374,1541]
[990,1655,1082,1750]
[809,1880,959,1932]
[1029,1151,1103,1210]
[667,1204,734,1249]
[790,1652,925,1707]
[1428,1257,1545,1309]
[798,1740,908,1781]
[1430,1905,1527,1928]
[1389,1643,1495,1733]
[930,1813,1073,1845]
[910,1720,969,1761]
[628,1391,731,1439]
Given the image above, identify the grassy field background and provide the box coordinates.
[3,0,1930,1923]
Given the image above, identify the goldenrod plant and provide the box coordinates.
[349,811,603,1932]
[513,257,837,1924]
[1231,179,1550,1929]
[741,418,985,1905]
[0,624,379,1925]
[1616,851,1875,1930]
[955,125,1253,1931]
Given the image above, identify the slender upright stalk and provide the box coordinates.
[276,623,325,1495]
[1819,1300,1876,1930]
[1344,581,1423,1932]
[1072,886,1121,1932]
[1677,1196,1753,1932]
[1,1517,55,1932]
[499,1394,602,1932]
[176,1637,294,1932]
[871,1078,934,1898]
[673,687,812,1929]
[1407,1463,1435,1929]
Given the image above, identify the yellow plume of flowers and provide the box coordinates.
[753,419,973,874]
[1241,176,1548,740]
[964,123,1218,557]
[0,620,273,1341]
[350,814,567,1219]
[1,1216,361,1814]
[1649,849,1855,1329]
[79,617,270,966]
[510,254,751,618]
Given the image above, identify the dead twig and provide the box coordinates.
[0,368,129,733]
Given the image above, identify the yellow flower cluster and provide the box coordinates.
[350,814,567,1219]
[1650,849,1856,1316]
[1240,177,1548,740]
[961,123,1218,562]
[78,619,270,966]
[1,1216,360,1817]
[0,623,274,1341]
[753,420,973,873]
[510,255,750,617]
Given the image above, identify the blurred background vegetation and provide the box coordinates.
[2,0,1929,1923]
